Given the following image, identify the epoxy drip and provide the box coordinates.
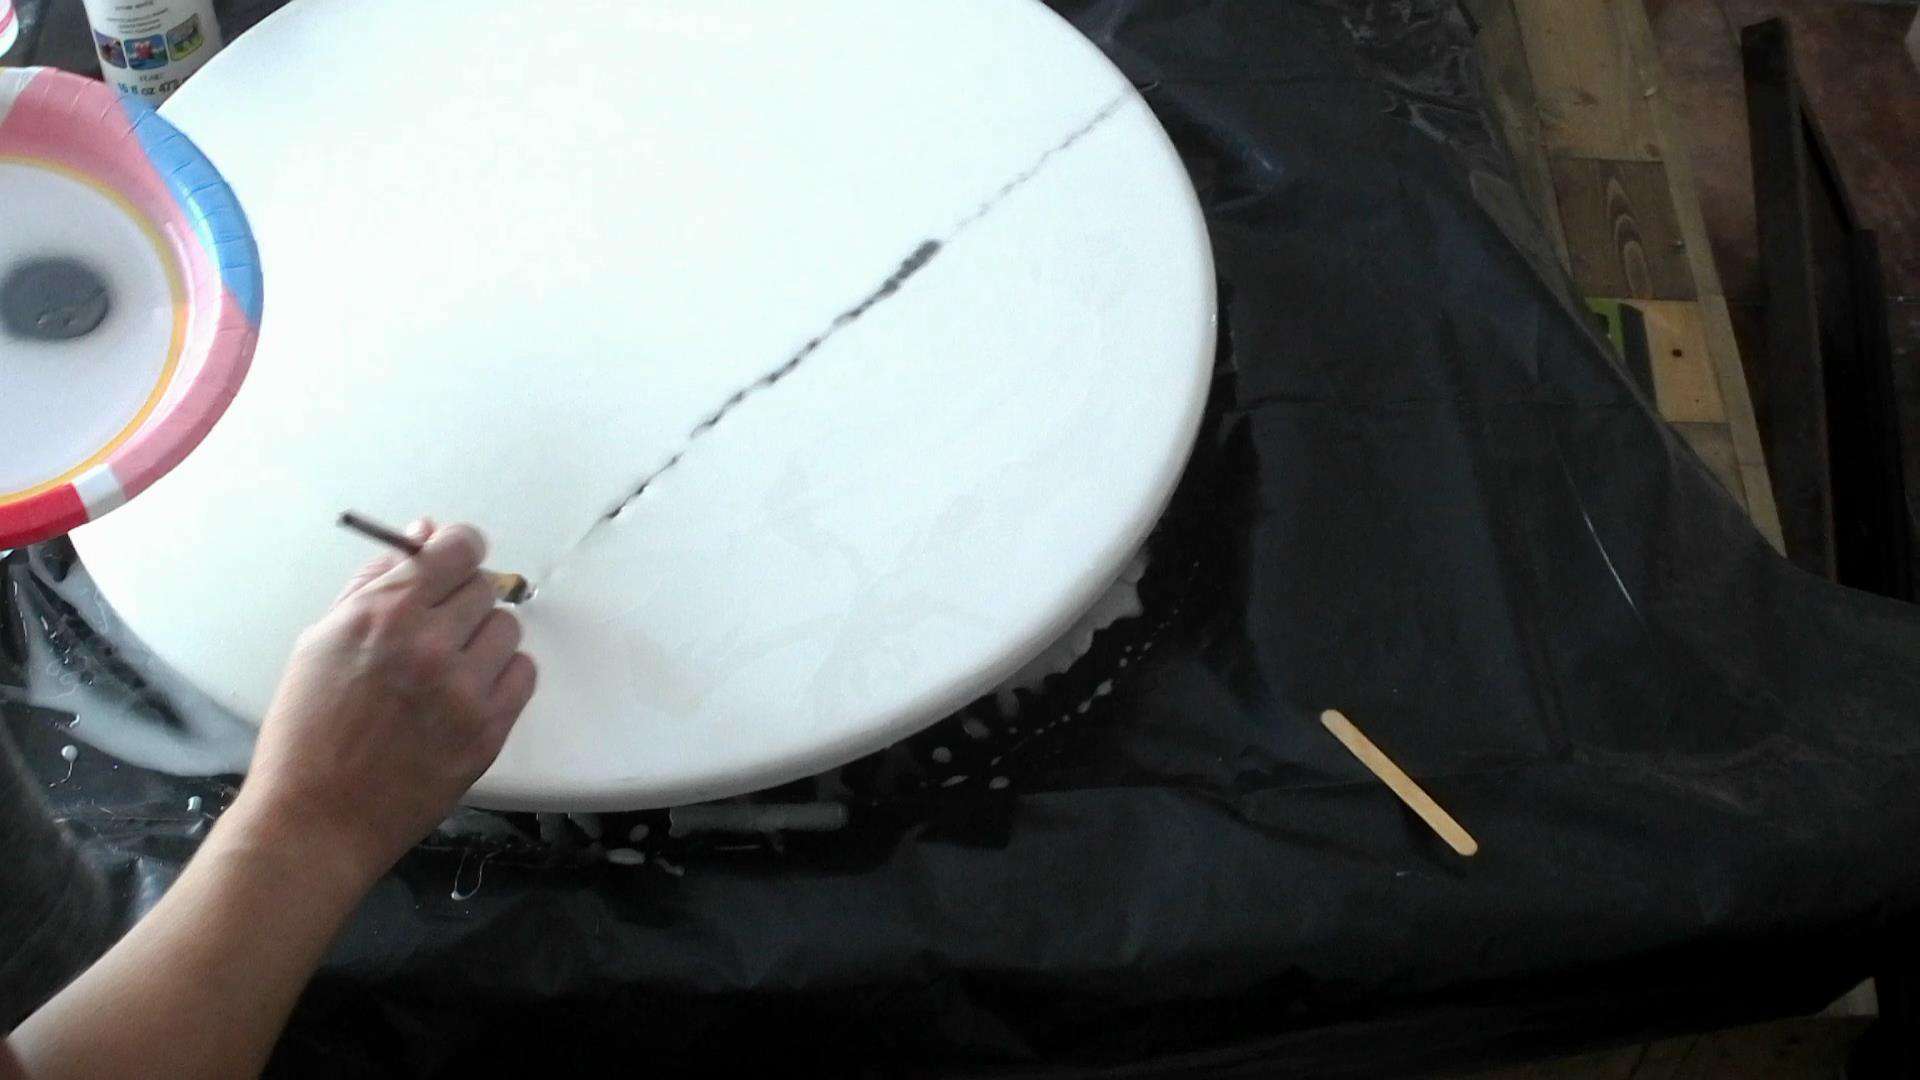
[992,548,1148,716]
[667,801,849,836]
[10,554,257,778]
[450,850,494,901]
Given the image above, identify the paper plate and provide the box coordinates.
[0,66,260,549]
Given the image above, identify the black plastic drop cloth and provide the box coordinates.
[6,1,1920,1076]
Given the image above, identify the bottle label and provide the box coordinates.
[82,0,223,103]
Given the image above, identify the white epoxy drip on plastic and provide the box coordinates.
[450,850,495,901]
[434,807,526,845]
[667,801,849,836]
[9,559,255,777]
[991,549,1148,716]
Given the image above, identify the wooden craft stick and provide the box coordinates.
[337,510,531,604]
[1319,709,1478,857]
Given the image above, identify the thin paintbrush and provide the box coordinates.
[337,510,531,604]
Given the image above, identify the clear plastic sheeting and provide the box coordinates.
[6,0,1920,1076]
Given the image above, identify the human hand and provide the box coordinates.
[231,520,536,883]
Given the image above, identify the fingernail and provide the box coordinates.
[407,518,433,540]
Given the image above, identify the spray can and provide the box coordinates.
[0,0,20,60]
[80,0,223,104]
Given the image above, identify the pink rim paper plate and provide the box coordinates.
[0,66,260,548]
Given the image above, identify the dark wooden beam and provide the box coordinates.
[1742,18,1835,578]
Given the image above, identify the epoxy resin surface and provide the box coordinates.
[71,0,1216,809]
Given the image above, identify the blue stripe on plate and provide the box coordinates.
[118,95,264,326]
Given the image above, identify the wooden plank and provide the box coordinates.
[1673,421,1744,500]
[1585,299,1657,399]
[1510,0,1662,161]
[1501,0,1786,551]
[1466,0,1572,272]
[1550,159,1696,299]
[1635,299,1724,424]
[1614,0,1786,552]
[1741,463,1777,525]
[1699,294,1785,547]
[1488,0,1785,548]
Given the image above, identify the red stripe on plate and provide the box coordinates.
[0,485,89,549]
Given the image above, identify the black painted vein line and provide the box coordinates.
[595,238,942,525]
[540,91,1131,582]
[950,92,1128,233]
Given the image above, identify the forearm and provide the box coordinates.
[10,794,375,1080]
[8,522,533,1078]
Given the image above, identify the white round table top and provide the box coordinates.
[72,0,1216,810]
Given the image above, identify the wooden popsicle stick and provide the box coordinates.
[1320,709,1479,857]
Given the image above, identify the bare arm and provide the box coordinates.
[9,522,535,1079]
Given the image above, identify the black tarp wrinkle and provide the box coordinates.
[1553,442,1644,620]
